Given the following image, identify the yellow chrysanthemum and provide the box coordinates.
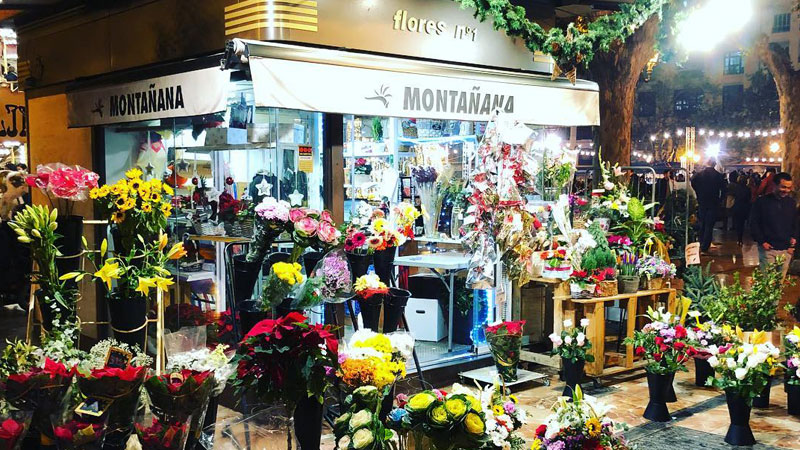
[125,168,143,179]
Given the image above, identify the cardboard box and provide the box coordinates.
[405,297,447,342]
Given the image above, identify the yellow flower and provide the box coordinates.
[157,233,168,251]
[492,404,504,416]
[95,262,121,289]
[531,439,542,450]
[430,404,449,425]
[114,197,127,208]
[89,188,100,200]
[111,182,129,197]
[135,277,157,296]
[149,179,163,193]
[161,203,172,217]
[463,412,485,435]
[445,398,467,419]
[141,203,152,213]
[509,394,518,404]
[97,185,111,198]
[163,184,174,196]
[153,276,174,292]
[150,193,162,203]
[111,211,126,224]
[166,242,187,260]
[465,395,481,412]
[371,218,388,233]
[407,393,436,412]
[137,185,151,199]
[129,178,143,192]
[585,417,602,437]
[125,168,143,179]
[121,198,136,211]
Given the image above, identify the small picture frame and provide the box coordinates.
[74,397,112,418]
[104,347,132,369]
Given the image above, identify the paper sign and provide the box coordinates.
[298,145,313,173]
[685,242,701,265]
[75,398,111,418]
[104,347,132,369]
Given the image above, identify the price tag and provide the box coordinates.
[685,242,701,265]
[104,347,132,369]
[74,398,111,418]
[298,145,313,173]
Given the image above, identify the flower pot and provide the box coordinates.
[238,300,267,338]
[645,277,665,290]
[193,395,219,450]
[274,297,303,318]
[383,288,410,333]
[108,292,148,351]
[301,251,325,276]
[643,371,672,422]
[562,358,585,399]
[380,385,396,421]
[596,279,618,297]
[372,247,396,286]
[570,283,596,299]
[232,255,262,305]
[787,383,800,416]
[357,294,384,332]
[35,289,77,332]
[54,215,83,289]
[694,357,715,387]
[752,377,772,408]
[724,390,756,446]
[294,395,323,450]
[486,333,521,382]
[666,372,677,403]
[542,265,572,280]
[345,252,372,283]
[618,275,640,294]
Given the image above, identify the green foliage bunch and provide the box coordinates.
[704,262,789,331]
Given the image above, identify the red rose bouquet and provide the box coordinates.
[624,307,697,375]
[0,411,32,450]
[485,321,526,382]
[52,416,106,450]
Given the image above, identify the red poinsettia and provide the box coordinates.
[485,320,526,337]
[88,365,147,382]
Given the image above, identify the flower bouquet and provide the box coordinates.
[288,207,341,262]
[386,388,488,450]
[0,410,32,450]
[144,370,213,449]
[52,412,107,450]
[784,327,800,415]
[310,250,353,304]
[636,255,676,290]
[354,274,389,332]
[246,196,291,264]
[624,307,697,422]
[449,382,527,450]
[485,321,525,382]
[26,163,100,217]
[531,386,631,450]
[231,313,338,450]
[412,166,439,238]
[75,340,152,450]
[706,331,780,445]
[550,319,595,398]
[391,201,421,240]
[135,414,191,450]
[367,215,407,286]
[333,386,396,450]
[259,261,305,316]
[540,249,571,280]
[686,315,739,387]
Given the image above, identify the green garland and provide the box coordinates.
[454,0,669,68]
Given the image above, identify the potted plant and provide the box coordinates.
[706,332,780,446]
[783,327,800,416]
[91,168,174,254]
[568,270,597,299]
[583,222,617,296]
[550,318,594,398]
[231,313,338,450]
[617,252,639,294]
[685,314,739,387]
[485,321,526,382]
[26,163,99,279]
[9,205,79,331]
[61,233,186,349]
[354,274,389,332]
[592,268,617,297]
[636,254,676,290]
[540,248,571,280]
[624,307,697,422]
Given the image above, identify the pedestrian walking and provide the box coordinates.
[731,174,751,246]
[750,172,798,277]
[691,159,724,253]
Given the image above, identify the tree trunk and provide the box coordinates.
[589,15,661,166]
[758,37,800,185]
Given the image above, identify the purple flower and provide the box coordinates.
[547,441,566,450]
[412,166,438,184]
[503,401,515,414]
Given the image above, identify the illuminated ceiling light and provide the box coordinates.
[737,131,744,138]
[769,157,775,162]
[663,132,671,139]
[762,158,767,162]
[770,142,780,153]
[699,129,706,136]
[677,129,684,136]
[706,143,721,158]
[746,157,751,161]
[677,0,753,52]
[680,155,688,163]
[744,132,751,138]
[771,130,778,136]
[709,130,716,136]
[755,130,762,136]
[779,157,783,162]
[727,131,734,138]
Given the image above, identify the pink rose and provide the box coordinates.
[318,221,340,244]
[289,208,307,223]
[320,210,332,223]
[295,217,319,237]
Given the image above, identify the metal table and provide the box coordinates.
[393,252,470,352]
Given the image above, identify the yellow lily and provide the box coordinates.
[95,262,121,289]
[135,277,157,296]
[166,242,187,260]
[157,233,168,251]
[749,329,767,345]
[154,276,175,292]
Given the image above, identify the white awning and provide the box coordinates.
[241,40,599,127]
[67,67,229,127]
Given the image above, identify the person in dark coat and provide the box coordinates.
[731,174,751,246]
[750,172,798,278]
[691,159,725,253]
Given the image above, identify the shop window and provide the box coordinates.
[722,84,744,112]
[773,13,791,33]
[674,89,703,116]
[723,51,744,75]
[637,91,656,117]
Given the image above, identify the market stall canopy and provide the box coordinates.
[237,40,599,127]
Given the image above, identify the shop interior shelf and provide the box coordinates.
[173,143,276,153]
[397,134,478,145]
[187,235,252,243]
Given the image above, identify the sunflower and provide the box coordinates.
[110,183,128,197]
[141,203,153,213]
[89,188,101,200]
[125,168,143,179]
[163,184,174,195]
[121,198,136,211]
[112,211,126,224]
[585,417,602,437]
[137,185,151,199]
[150,193,161,203]
[114,196,128,208]
[128,178,143,192]
[160,202,172,217]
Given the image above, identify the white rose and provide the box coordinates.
[707,355,719,368]
[564,336,573,345]
[580,318,590,328]
[576,333,586,347]
[796,368,800,379]
[726,358,737,369]
[549,333,563,348]
[708,345,719,356]
[563,319,573,328]
[734,367,748,380]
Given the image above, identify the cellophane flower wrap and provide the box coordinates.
[485,321,525,382]
[144,370,213,422]
[784,326,800,385]
[386,388,489,450]
[231,312,338,409]
[412,166,439,239]
[260,261,305,309]
[531,386,631,450]
[333,386,396,450]
[26,163,99,216]
[337,330,413,392]
[550,319,595,364]
[707,331,780,400]
[354,274,389,301]
[52,414,106,450]
[623,307,697,375]
[311,250,353,301]
[135,416,190,450]
[391,201,421,239]
[246,197,291,263]
[0,409,32,450]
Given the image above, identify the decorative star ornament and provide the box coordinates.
[256,178,273,197]
[176,158,189,172]
[288,189,304,206]
[145,162,155,175]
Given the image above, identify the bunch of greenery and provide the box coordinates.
[704,262,789,331]
[612,197,655,248]
[682,263,720,319]
[581,222,616,272]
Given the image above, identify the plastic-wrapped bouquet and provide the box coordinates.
[354,274,389,300]
[311,250,353,301]
[260,262,305,309]
[288,207,341,261]
[26,163,100,216]
[485,321,525,382]
[246,196,291,263]
[0,410,31,450]
[391,201,421,239]
[333,386,395,450]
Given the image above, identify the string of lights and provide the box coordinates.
[648,127,784,141]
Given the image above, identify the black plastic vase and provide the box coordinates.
[787,383,800,416]
[358,294,384,332]
[54,215,83,290]
[383,288,410,333]
[108,292,148,350]
[294,395,324,450]
[752,377,772,408]
[562,358,585,399]
[694,357,715,387]
[346,252,372,282]
[238,300,267,338]
[643,371,672,422]
[232,255,262,305]
[372,247,396,286]
[724,390,756,446]
[666,372,677,403]
[302,251,325,276]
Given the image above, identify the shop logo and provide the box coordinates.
[108,83,185,118]
[403,86,514,115]
[92,99,104,117]
[365,85,392,108]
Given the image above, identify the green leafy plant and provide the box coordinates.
[582,222,616,271]
[682,263,720,319]
[704,262,789,331]
[612,197,656,247]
